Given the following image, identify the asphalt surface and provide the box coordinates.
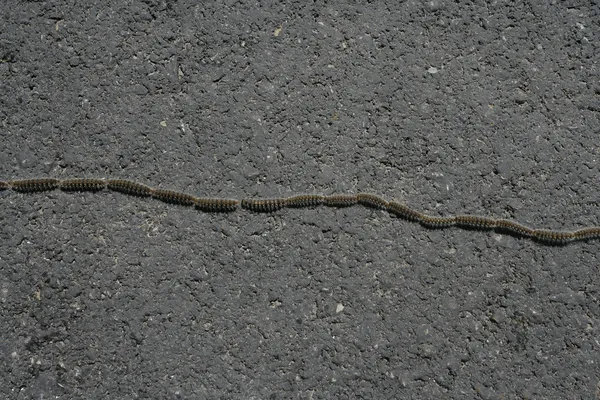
[1,1,599,399]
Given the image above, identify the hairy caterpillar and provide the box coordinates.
[323,194,358,207]
[241,198,287,212]
[152,189,196,206]
[494,219,534,238]
[107,179,153,197]
[60,178,106,192]
[2,177,599,245]
[285,194,324,208]
[195,198,239,212]
[419,215,457,229]
[357,193,388,209]
[387,201,423,222]
[11,179,60,192]
[455,215,497,230]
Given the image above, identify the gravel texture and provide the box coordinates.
[1,1,599,399]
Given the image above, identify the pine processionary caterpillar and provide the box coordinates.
[323,194,358,207]
[107,179,153,197]
[419,215,457,229]
[11,178,60,192]
[455,215,497,230]
[195,198,239,212]
[2,176,599,245]
[386,201,423,222]
[241,198,287,212]
[60,178,106,192]
[494,219,534,238]
[573,227,600,241]
[152,189,197,206]
[533,229,575,245]
[285,194,325,208]
[357,193,388,209]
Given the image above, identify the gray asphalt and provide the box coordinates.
[1,1,599,399]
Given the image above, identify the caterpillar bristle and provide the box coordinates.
[323,194,357,207]
[152,189,196,206]
[241,198,287,212]
[494,219,534,237]
[195,198,239,212]
[420,215,457,229]
[386,201,423,222]
[455,215,497,230]
[357,193,388,209]
[60,178,106,192]
[285,194,324,208]
[11,178,60,192]
[107,179,153,197]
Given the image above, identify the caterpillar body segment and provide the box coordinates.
[11,179,60,192]
[285,194,324,208]
[0,181,9,190]
[241,198,287,212]
[455,215,497,230]
[152,189,196,206]
[60,178,106,192]
[107,180,153,197]
[195,198,239,212]
[386,201,423,222]
[357,193,388,210]
[323,194,358,208]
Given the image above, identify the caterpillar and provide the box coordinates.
[419,215,457,229]
[11,179,60,192]
[357,193,388,209]
[455,215,497,230]
[60,178,106,192]
[241,198,287,212]
[107,179,153,197]
[152,189,196,206]
[387,201,423,222]
[2,177,599,245]
[323,194,358,207]
[285,194,325,208]
[195,198,239,212]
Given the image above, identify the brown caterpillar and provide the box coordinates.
[533,229,575,244]
[386,201,423,222]
[420,215,457,229]
[357,193,388,209]
[152,189,196,206]
[107,179,153,197]
[455,215,497,230]
[323,194,358,207]
[494,219,534,237]
[285,194,324,208]
[60,178,106,192]
[195,198,239,212]
[11,179,60,192]
[0,181,9,190]
[241,198,287,212]
[573,227,600,241]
